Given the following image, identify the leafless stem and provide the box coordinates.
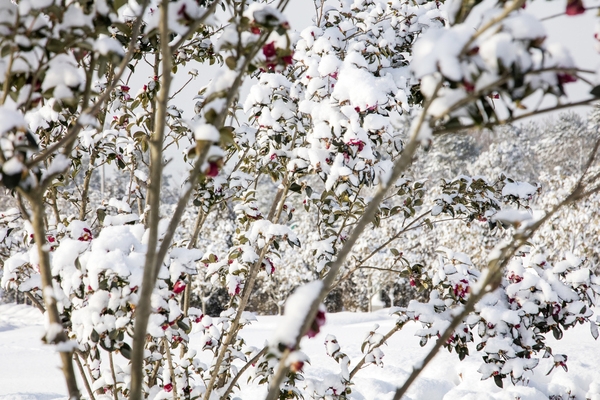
[541,5,600,21]
[334,211,431,288]
[108,351,118,400]
[434,97,598,135]
[24,291,45,313]
[265,76,443,400]
[181,209,208,328]
[222,347,268,399]
[74,352,96,400]
[24,191,80,399]
[349,324,401,379]
[130,1,172,398]
[205,175,292,397]
[461,0,527,55]
[79,150,97,220]
[163,337,178,400]
[204,240,273,398]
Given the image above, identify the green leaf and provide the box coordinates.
[225,56,237,70]
[205,108,218,124]
[120,343,132,360]
[177,319,190,333]
[219,126,235,146]
[591,85,600,98]
[493,375,503,388]
[305,186,312,198]
[552,326,563,340]
[289,182,302,193]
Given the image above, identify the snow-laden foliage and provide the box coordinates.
[0,0,599,399]
[394,248,600,388]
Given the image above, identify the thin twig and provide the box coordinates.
[460,0,527,56]
[349,324,401,379]
[222,347,268,399]
[74,352,96,400]
[434,97,598,135]
[24,291,45,313]
[163,337,178,400]
[108,351,119,400]
[541,6,600,21]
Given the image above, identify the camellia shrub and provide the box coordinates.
[0,0,599,399]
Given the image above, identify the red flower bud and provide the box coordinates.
[307,308,326,338]
[282,54,294,66]
[206,161,220,177]
[173,280,186,294]
[566,0,586,15]
[290,360,304,373]
[558,73,577,84]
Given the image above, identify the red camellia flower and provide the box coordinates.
[164,383,173,392]
[173,280,186,294]
[463,80,475,93]
[453,279,470,298]
[262,42,277,58]
[347,138,365,152]
[78,228,93,242]
[206,161,220,177]
[566,0,586,15]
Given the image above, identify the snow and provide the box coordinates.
[332,65,397,111]
[1,304,599,399]
[2,157,24,175]
[502,181,537,199]
[0,107,27,135]
[93,34,124,56]
[492,208,532,225]
[194,124,220,142]
[42,154,70,179]
[41,54,83,100]
[271,280,323,348]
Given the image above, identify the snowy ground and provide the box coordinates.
[1,303,599,400]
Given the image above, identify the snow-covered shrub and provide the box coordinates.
[394,248,600,388]
[0,0,599,399]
